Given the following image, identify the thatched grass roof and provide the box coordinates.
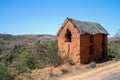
[58,18,109,35]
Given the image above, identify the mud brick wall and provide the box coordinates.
[58,20,80,64]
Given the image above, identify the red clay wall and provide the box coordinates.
[80,34,90,63]
[58,20,80,64]
[102,35,108,58]
[80,34,108,63]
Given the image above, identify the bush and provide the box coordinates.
[61,69,69,75]
[108,41,120,59]
[33,41,48,58]
[67,58,75,66]
[15,60,29,74]
[88,62,96,68]
[3,45,26,65]
[108,42,119,55]
[26,53,40,70]
[14,52,29,74]
[0,64,14,80]
[43,40,61,66]
[14,48,40,74]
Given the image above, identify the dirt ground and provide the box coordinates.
[105,72,120,80]
[59,61,120,80]
[28,60,120,80]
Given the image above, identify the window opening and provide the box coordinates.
[90,46,94,55]
[65,29,72,42]
[90,35,94,42]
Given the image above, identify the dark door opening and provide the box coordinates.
[90,35,94,42]
[65,29,72,42]
[90,45,94,55]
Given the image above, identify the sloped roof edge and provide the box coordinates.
[57,18,109,35]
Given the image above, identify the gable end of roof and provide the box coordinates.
[57,18,109,35]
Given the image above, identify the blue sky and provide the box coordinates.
[0,0,120,36]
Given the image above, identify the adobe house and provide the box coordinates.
[57,18,109,64]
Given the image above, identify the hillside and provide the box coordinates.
[0,34,57,48]
[0,33,57,58]
[108,37,120,42]
[0,34,58,80]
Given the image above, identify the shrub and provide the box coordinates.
[26,53,40,70]
[67,58,75,66]
[14,48,40,74]
[33,41,47,58]
[88,62,96,68]
[108,41,120,59]
[61,69,69,75]
[3,45,26,65]
[0,64,14,80]
[15,60,29,74]
[43,40,61,66]
[108,42,119,55]
[14,52,29,74]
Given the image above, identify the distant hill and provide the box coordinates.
[0,34,57,49]
[108,37,120,42]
